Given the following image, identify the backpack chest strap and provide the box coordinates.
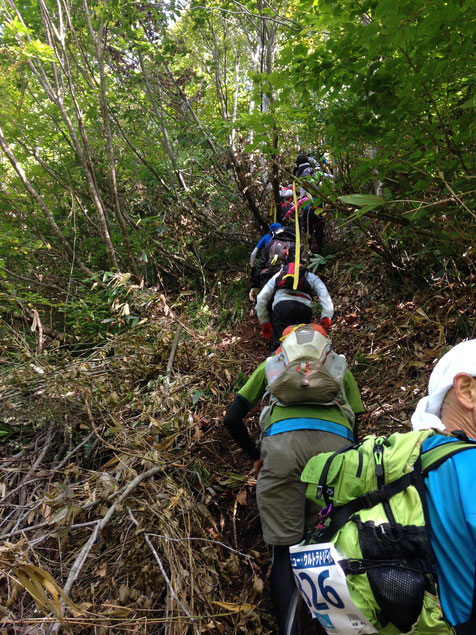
[319,470,416,542]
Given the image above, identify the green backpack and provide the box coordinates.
[291,429,476,634]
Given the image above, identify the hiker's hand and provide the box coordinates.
[249,288,259,303]
[319,317,332,331]
[252,458,263,477]
[261,322,272,340]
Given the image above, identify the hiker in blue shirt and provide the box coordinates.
[250,223,283,268]
[249,222,282,302]
[411,339,476,630]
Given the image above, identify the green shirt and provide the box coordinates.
[238,360,364,430]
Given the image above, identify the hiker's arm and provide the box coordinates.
[308,274,334,319]
[224,396,260,461]
[250,246,259,267]
[250,235,268,268]
[256,276,276,324]
[353,413,361,444]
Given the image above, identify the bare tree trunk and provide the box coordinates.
[83,1,140,281]
[6,0,120,270]
[206,18,229,123]
[230,50,240,150]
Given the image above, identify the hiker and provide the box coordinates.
[411,339,476,630]
[253,224,297,292]
[280,187,294,218]
[293,153,315,197]
[282,196,325,253]
[291,339,476,634]
[301,201,326,254]
[223,323,365,635]
[293,153,314,179]
[256,263,333,350]
[283,195,310,223]
[249,222,283,302]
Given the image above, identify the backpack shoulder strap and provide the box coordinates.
[455,619,476,634]
[421,438,476,476]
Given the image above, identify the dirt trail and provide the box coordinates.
[204,245,474,630]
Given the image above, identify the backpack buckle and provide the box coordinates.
[451,429,470,441]
[297,362,310,375]
[362,490,382,508]
[317,503,333,530]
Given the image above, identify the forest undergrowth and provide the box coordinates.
[0,230,474,634]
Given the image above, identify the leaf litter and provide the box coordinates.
[0,242,474,633]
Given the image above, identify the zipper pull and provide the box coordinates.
[374,441,384,478]
[375,451,384,477]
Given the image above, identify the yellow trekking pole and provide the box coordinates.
[292,182,300,290]
[271,201,277,224]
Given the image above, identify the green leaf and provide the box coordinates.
[459,96,476,109]
[0,422,17,442]
[293,43,308,56]
[191,390,205,405]
[339,194,386,207]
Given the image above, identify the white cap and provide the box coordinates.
[411,339,476,430]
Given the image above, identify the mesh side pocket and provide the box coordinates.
[358,521,432,632]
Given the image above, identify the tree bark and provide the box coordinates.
[83,1,140,280]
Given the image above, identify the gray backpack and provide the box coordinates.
[259,325,354,433]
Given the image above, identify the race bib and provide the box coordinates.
[290,542,377,634]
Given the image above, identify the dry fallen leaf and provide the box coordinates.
[211,601,254,613]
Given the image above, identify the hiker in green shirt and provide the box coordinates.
[223,324,364,635]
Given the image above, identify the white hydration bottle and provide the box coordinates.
[265,353,286,387]
[325,352,347,384]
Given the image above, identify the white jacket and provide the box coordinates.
[256,269,334,325]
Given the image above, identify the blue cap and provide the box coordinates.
[270,222,282,231]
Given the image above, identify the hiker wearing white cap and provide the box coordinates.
[412,339,476,630]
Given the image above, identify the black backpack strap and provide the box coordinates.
[454,621,476,634]
[318,471,416,542]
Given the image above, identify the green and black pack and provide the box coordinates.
[298,429,476,634]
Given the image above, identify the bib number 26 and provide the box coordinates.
[296,568,344,612]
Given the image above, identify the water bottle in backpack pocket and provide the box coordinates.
[324,352,347,385]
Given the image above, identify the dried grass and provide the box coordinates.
[0,307,267,633]
[1,243,473,634]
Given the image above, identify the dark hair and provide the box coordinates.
[296,153,309,165]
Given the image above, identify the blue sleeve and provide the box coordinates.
[256,234,271,249]
[424,450,476,625]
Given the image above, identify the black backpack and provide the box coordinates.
[296,162,315,178]
[258,228,296,285]
[275,263,313,296]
